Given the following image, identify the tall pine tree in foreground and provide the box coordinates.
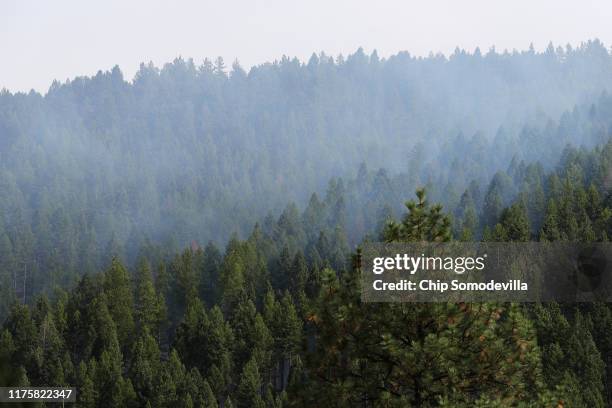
[295,189,556,407]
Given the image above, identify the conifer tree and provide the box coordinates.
[2,303,38,375]
[129,328,160,404]
[458,204,479,241]
[103,258,135,349]
[566,311,605,407]
[200,241,223,306]
[383,188,451,242]
[0,329,17,386]
[34,303,66,386]
[289,251,308,298]
[540,200,562,241]
[174,301,233,393]
[584,302,612,404]
[134,259,166,337]
[498,202,531,241]
[220,236,247,313]
[77,361,97,408]
[230,295,273,373]
[299,189,549,406]
[277,292,302,361]
[273,246,292,293]
[202,379,219,408]
[237,357,265,408]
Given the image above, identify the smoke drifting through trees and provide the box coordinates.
[2,40,612,406]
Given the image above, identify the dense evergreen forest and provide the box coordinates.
[2,138,612,406]
[2,42,612,406]
[2,41,612,294]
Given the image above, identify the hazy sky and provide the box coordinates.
[2,0,612,93]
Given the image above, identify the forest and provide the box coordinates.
[1,42,612,406]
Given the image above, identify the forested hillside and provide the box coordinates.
[1,136,612,406]
[2,42,612,306]
[2,42,612,406]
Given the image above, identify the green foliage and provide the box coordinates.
[487,202,531,241]
[237,357,266,408]
[297,189,550,406]
[103,258,135,349]
[230,295,273,372]
[1,170,611,406]
[531,303,606,407]
[128,328,160,404]
[2,116,612,406]
[383,188,452,242]
[173,301,233,386]
[3,48,612,314]
[134,259,166,337]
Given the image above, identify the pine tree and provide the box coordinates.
[214,56,226,76]
[77,361,97,408]
[170,249,200,315]
[183,367,207,408]
[299,189,550,406]
[540,200,562,241]
[220,236,247,313]
[531,303,606,407]
[289,251,308,298]
[383,188,451,242]
[3,303,39,378]
[302,193,326,241]
[237,356,265,408]
[277,293,302,356]
[566,311,605,407]
[273,246,292,293]
[202,379,219,408]
[498,202,531,241]
[134,258,166,337]
[15,365,30,386]
[0,329,16,386]
[230,295,272,373]
[103,258,135,349]
[34,301,66,386]
[156,349,189,407]
[585,302,612,404]
[129,328,160,404]
[93,344,125,407]
[459,204,479,241]
[173,301,233,391]
[200,241,223,306]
